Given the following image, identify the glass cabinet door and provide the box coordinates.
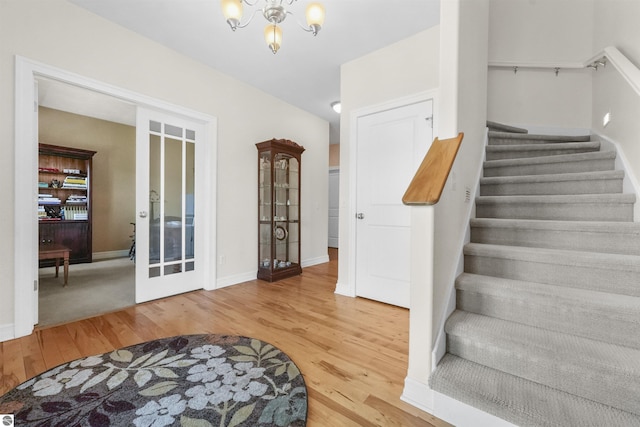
[259,151,272,269]
[256,139,304,282]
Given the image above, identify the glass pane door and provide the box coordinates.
[136,108,202,303]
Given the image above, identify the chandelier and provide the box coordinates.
[221,0,325,54]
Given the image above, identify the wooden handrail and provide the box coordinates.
[402,132,464,205]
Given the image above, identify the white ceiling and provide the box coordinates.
[43,0,440,143]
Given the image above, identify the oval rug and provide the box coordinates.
[0,334,307,426]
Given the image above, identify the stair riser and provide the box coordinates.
[456,289,640,349]
[446,334,640,415]
[480,178,623,196]
[470,226,640,256]
[476,201,634,222]
[486,147,598,161]
[483,158,615,177]
[489,138,589,145]
[464,255,640,296]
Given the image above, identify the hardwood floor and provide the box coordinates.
[1,249,450,426]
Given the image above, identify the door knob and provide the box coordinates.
[356,213,364,219]
[139,211,148,218]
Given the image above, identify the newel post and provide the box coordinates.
[401,205,435,410]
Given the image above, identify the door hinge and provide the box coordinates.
[34,279,38,291]
[425,116,433,128]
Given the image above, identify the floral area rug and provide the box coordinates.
[0,335,307,427]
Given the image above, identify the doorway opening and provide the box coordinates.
[14,56,216,339]
[36,79,137,326]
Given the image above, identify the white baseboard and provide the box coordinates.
[0,323,15,342]
[401,377,434,413]
[432,391,517,427]
[334,280,354,297]
[93,250,130,260]
[216,271,256,289]
[301,255,329,268]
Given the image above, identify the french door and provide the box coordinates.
[135,108,205,303]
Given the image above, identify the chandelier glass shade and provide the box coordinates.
[221,0,325,54]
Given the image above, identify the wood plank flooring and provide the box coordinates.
[1,250,450,426]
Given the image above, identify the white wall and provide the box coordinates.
[487,0,594,129]
[591,0,640,213]
[487,68,593,130]
[0,0,329,333]
[337,27,441,293]
[433,0,490,341]
[489,0,594,63]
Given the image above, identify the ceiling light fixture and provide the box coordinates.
[221,0,325,54]
[331,101,341,114]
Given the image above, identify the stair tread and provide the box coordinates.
[470,218,640,255]
[456,272,640,313]
[480,170,624,185]
[456,273,640,349]
[470,218,640,233]
[486,121,529,134]
[484,150,615,168]
[446,310,640,378]
[464,242,640,270]
[430,354,640,427]
[488,131,591,142]
[476,193,636,204]
[486,141,599,152]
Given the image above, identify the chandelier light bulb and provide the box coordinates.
[221,0,243,30]
[265,24,283,54]
[305,2,325,35]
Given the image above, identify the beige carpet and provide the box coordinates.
[38,257,135,327]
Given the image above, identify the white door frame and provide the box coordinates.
[338,90,437,298]
[328,167,340,248]
[14,56,217,339]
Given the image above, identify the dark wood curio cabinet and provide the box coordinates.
[256,138,304,282]
[38,144,96,267]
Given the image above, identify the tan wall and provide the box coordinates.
[328,144,340,167]
[39,107,135,254]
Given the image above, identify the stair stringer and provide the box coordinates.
[594,132,640,221]
[426,123,525,426]
[431,128,488,370]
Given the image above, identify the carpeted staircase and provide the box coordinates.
[429,122,640,426]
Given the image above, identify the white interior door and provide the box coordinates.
[135,108,204,303]
[355,100,433,308]
[328,168,340,248]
